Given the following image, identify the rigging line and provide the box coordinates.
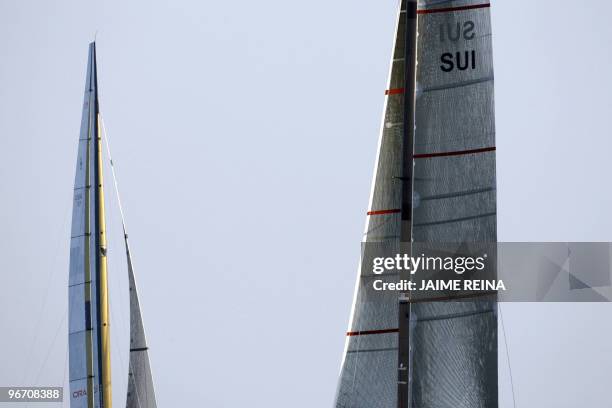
[20,204,71,386]
[99,116,128,232]
[499,304,517,408]
[25,307,67,408]
[61,330,69,408]
[103,161,130,340]
[100,115,147,408]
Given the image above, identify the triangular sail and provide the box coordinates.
[125,240,157,408]
[69,42,104,408]
[335,1,497,406]
[100,119,158,408]
[334,3,406,406]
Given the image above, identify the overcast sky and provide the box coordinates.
[2,0,612,407]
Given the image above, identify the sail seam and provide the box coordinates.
[416,309,494,322]
[422,76,494,93]
[413,211,496,227]
[70,376,95,382]
[421,186,496,201]
[69,328,94,335]
[68,281,92,288]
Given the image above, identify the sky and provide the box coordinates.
[1,0,612,407]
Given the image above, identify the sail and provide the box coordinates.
[334,0,497,407]
[69,42,103,408]
[409,0,497,406]
[92,52,158,407]
[125,240,157,408]
[334,2,406,407]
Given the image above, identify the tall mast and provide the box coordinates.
[84,44,96,408]
[91,42,113,408]
[397,1,418,407]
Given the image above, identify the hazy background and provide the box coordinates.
[2,0,612,406]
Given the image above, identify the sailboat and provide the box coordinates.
[68,42,157,408]
[335,1,497,407]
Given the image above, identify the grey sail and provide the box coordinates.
[69,42,103,408]
[334,2,406,407]
[98,93,157,407]
[125,239,157,408]
[335,1,497,407]
[409,0,497,406]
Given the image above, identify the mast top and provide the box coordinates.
[86,42,98,100]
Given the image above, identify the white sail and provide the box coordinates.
[335,1,498,406]
[125,240,157,408]
[69,42,102,408]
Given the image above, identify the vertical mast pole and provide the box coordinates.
[92,43,113,408]
[397,1,418,407]
[85,47,95,408]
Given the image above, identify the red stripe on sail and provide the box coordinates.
[413,146,496,159]
[417,3,490,15]
[367,209,401,216]
[385,88,405,95]
[347,328,399,337]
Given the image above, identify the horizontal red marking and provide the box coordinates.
[367,209,401,216]
[347,328,399,337]
[417,3,490,15]
[414,146,496,159]
[385,88,405,95]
